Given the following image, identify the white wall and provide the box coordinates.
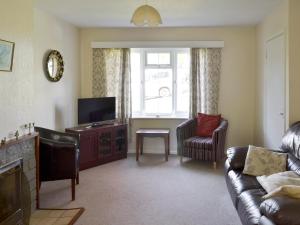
[80,27,257,153]
[0,0,34,138]
[288,0,300,124]
[0,2,80,139]
[255,0,289,146]
[33,8,81,130]
[255,0,300,146]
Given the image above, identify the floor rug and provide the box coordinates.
[30,208,84,225]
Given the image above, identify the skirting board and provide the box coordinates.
[128,149,177,155]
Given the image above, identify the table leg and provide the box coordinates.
[136,133,139,161]
[164,135,168,161]
[140,136,144,155]
[168,134,170,155]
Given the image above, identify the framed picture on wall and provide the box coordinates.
[0,39,15,72]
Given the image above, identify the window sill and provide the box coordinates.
[132,115,188,120]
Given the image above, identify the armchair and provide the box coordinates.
[34,127,80,201]
[176,118,228,168]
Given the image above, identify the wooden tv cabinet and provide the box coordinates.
[66,123,127,170]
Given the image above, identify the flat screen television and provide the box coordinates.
[78,97,116,125]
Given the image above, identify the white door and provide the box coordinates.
[264,34,285,149]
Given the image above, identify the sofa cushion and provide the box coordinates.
[263,185,300,199]
[243,145,287,176]
[183,136,212,150]
[260,196,300,225]
[257,171,300,193]
[237,189,267,225]
[227,170,262,207]
[196,113,221,137]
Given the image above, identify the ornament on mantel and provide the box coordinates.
[28,122,35,134]
[15,130,19,140]
[1,137,6,146]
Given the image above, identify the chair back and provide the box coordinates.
[35,126,79,148]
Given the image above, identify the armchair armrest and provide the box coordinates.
[40,137,78,149]
[35,126,79,148]
[213,119,228,134]
[226,146,249,170]
[176,118,197,155]
[260,196,300,225]
[177,118,197,131]
[212,119,228,160]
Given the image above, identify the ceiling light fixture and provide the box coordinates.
[131,4,162,27]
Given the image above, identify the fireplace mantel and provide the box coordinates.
[0,132,40,211]
[0,132,38,150]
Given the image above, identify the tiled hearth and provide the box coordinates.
[0,133,39,223]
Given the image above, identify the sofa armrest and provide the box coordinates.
[176,118,197,155]
[226,146,249,170]
[260,196,300,225]
[259,216,276,225]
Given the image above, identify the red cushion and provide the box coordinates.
[196,113,221,137]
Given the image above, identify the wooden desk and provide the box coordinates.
[136,129,170,161]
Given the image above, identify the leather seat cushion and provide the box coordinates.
[237,189,267,225]
[183,136,212,150]
[288,153,300,175]
[227,170,262,206]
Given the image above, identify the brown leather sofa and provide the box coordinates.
[225,121,300,225]
[35,127,80,200]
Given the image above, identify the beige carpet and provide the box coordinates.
[39,154,241,225]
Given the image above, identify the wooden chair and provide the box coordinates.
[35,127,80,201]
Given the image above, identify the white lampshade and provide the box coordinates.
[131,4,162,27]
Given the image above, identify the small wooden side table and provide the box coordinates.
[136,129,170,161]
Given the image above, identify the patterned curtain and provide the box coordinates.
[189,48,222,117]
[92,48,131,126]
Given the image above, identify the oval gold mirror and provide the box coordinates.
[46,50,64,82]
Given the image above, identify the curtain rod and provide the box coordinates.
[91,41,224,48]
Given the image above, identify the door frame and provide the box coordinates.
[263,31,287,146]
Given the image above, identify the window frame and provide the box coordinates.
[131,48,190,118]
[145,50,172,67]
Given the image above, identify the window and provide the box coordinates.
[131,48,190,118]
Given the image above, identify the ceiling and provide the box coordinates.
[35,0,283,28]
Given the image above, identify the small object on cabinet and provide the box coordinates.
[1,137,6,146]
[15,130,19,140]
[20,124,27,135]
[28,123,32,134]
